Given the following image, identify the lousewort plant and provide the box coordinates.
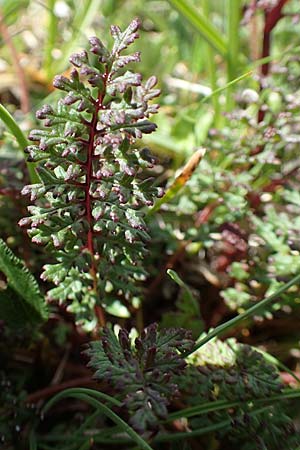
[5,16,298,450]
[20,19,162,329]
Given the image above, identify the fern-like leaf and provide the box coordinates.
[0,238,48,327]
[20,19,162,328]
[87,323,194,434]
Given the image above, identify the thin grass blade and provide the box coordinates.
[168,0,227,56]
[0,103,39,183]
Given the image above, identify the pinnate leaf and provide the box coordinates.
[0,239,48,327]
[87,323,194,433]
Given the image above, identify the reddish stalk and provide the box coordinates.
[26,376,96,403]
[257,0,290,124]
[0,9,30,114]
[84,71,109,328]
[261,0,289,76]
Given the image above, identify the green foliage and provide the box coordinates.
[87,323,194,434]
[0,0,29,27]
[0,238,48,328]
[85,326,300,448]
[153,51,300,320]
[1,4,300,450]
[168,0,227,56]
[182,338,300,449]
[20,19,162,328]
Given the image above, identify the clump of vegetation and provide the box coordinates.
[1,2,300,450]
[19,17,162,329]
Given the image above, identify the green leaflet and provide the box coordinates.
[0,239,48,327]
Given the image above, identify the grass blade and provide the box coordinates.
[44,0,58,79]
[42,389,153,450]
[258,350,300,384]
[49,387,123,406]
[168,0,227,56]
[201,71,253,105]
[226,0,242,109]
[184,272,300,356]
[202,0,221,125]
[154,405,279,442]
[167,387,300,421]
[0,103,39,183]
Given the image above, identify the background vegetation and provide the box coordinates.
[1,0,300,449]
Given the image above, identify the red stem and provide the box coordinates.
[251,0,290,155]
[26,376,96,403]
[261,0,289,77]
[257,0,289,123]
[84,71,109,328]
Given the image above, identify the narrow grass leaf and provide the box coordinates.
[168,0,227,56]
[0,103,39,183]
[167,388,300,421]
[185,272,300,356]
[42,389,154,450]
[201,71,253,105]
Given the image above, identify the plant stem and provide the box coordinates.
[249,0,260,61]
[85,72,110,328]
[261,0,289,76]
[257,0,290,123]
[184,272,300,356]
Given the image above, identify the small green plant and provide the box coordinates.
[0,238,47,328]
[1,7,300,450]
[87,323,194,435]
[20,18,162,329]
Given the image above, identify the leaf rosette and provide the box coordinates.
[87,323,194,434]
